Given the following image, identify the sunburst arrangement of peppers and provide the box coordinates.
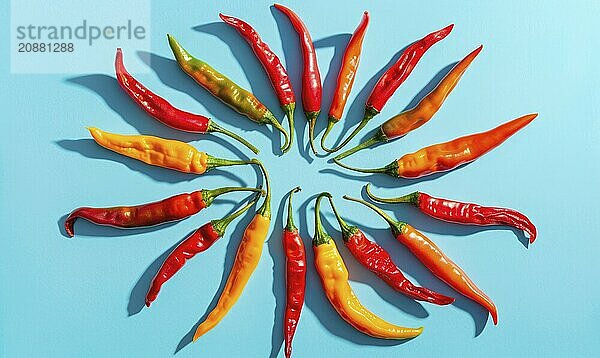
[64,3,539,356]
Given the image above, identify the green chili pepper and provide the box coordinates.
[167,34,290,152]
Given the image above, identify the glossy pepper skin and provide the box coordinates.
[115,48,259,154]
[282,187,305,358]
[344,196,498,325]
[335,45,482,160]
[64,186,262,237]
[145,193,260,306]
[220,14,295,153]
[331,24,454,152]
[321,11,370,153]
[313,193,423,339]
[334,113,537,179]
[193,160,272,341]
[88,127,253,174]
[365,184,537,244]
[274,3,322,154]
[167,34,289,152]
[325,195,454,305]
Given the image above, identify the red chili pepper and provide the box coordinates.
[220,14,296,153]
[274,3,322,154]
[334,45,482,160]
[282,187,306,358]
[331,24,454,152]
[365,184,537,244]
[321,11,370,153]
[334,113,537,179]
[64,186,261,237]
[344,196,498,325]
[145,193,260,306]
[325,194,454,305]
[115,48,259,154]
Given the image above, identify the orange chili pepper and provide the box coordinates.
[88,127,253,174]
[321,11,370,152]
[334,45,483,159]
[334,113,537,179]
[193,160,271,341]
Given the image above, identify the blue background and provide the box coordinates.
[1,0,599,356]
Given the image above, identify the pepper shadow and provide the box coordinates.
[65,74,198,142]
[271,6,313,163]
[294,195,417,346]
[136,51,277,154]
[266,192,289,358]
[174,164,265,354]
[55,139,248,186]
[344,62,458,155]
[347,189,493,336]
[361,187,530,248]
[311,33,352,158]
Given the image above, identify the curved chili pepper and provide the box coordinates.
[331,24,454,152]
[312,192,423,339]
[193,159,272,341]
[167,34,289,152]
[282,186,305,358]
[88,127,253,174]
[219,14,295,153]
[274,3,322,154]
[145,192,261,306]
[64,186,263,237]
[115,48,259,154]
[325,194,454,305]
[365,184,537,244]
[334,113,537,179]
[344,196,498,325]
[321,11,370,153]
[335,45,482,160]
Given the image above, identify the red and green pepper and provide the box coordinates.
[115,48,259,154]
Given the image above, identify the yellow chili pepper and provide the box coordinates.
[87,127,253,174]
[193,160,271,341]
[312,193,423,339]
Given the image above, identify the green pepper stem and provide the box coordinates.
[324,106,379,153]
[285,186,301,231]
[333,128,388,160]
[212,192,262,236]
[202,186,264,207]
[313,192,333,246]
[264,110,290,153]
[251,159,271,218]
[365,184,419,205]
[325,195,357,240]
[342,195,405,237]
[207,121,259,154]
[319,119,337,153]
[306,111,320,155]
[332,158,398,177]
[167,34,193,65]
[205,156,254,172]
[282,103,295,153]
